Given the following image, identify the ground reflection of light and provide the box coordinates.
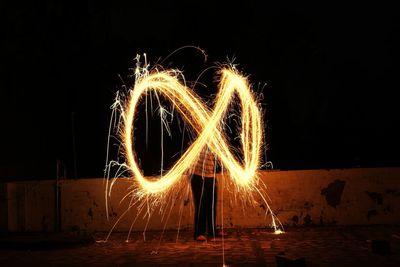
[274,229,285,235]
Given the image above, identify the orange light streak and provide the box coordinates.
[121,67,262,196]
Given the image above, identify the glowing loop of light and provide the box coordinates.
[123,68,262,194]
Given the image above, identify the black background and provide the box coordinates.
[1,1,399,180]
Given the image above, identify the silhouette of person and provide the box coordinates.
[190,146,226,241]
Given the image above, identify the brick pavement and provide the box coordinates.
[0,226,400,266]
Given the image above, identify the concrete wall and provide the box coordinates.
[1,181,56,232]
[262,168,400,226]
[1,167,400,232]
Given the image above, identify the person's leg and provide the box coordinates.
[191,174,207,239]
[205,177,217,237]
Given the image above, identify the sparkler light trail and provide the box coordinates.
[122,67,261,194]
[104,53,283,240]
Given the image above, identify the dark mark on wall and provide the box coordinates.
[321,179,346,208]
[183,199,190,206]
[109,207,117,218]
[365,191,383,205]
[292,215,299,224]
[304,201,314,210]
[383,205,393,213]
[304,214,312,226]
[367,209,378,220]
[88,207,93,220]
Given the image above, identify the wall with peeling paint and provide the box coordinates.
[261,168,400,227]
[1,168,400,232]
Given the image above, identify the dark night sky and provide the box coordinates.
[1,2,399,180]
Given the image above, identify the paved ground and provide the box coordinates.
[1,226,400,266]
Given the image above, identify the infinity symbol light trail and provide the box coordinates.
[122,67,262,195]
